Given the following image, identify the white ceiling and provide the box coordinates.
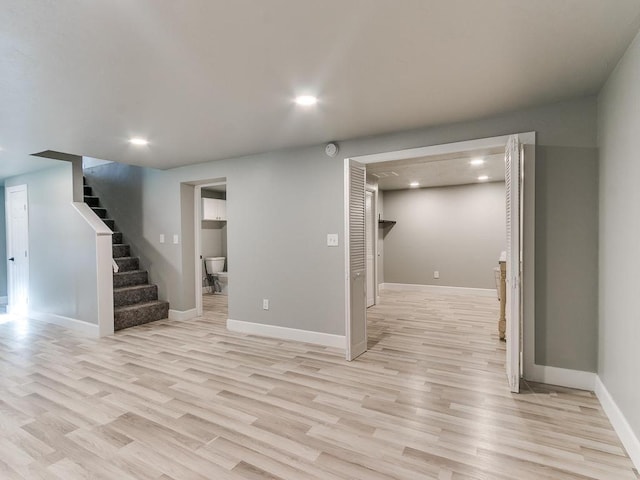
[368,148,506,190]
[2,1,640,179]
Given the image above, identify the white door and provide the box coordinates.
[346,159,367,360]
[6,185,29,315]
[505,135,522,393]
[365,190,375,308]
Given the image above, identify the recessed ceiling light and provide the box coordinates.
[409,181,420,187]
[470,158,484,166]
[478,175,489,181]
[129,137,149,146]
[294,95,318,106]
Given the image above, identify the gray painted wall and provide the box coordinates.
[85,96,598,371]
[535,146,598,371]
[0,187,6,299]
[598,29,640,445]
[5,163,100,324]
[382,182,506,289]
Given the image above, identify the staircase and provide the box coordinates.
[84,179,169,330]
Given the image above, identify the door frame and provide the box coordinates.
[194,180,227,317]
[344,132,536,384]
[6,184,29,315]
[365,184,379,306]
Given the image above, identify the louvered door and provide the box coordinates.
[505,135,522,393]
[347,160,367,360]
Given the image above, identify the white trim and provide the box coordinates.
[27,310,99,337]
[71,202,112,236]
[526,364,596,391]
[72,202,114,337]
[343,158,352,358]
[522,142,536,381]
[0,296,7,305]
[380,282,497,297]
[352,132,536,165]
[227,318,345,349]
[595,376,640,472]
[168,308,198,321]
[194,184,203,317]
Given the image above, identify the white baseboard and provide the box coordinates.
[525,364,596,391]
[168,308,198,321]
[227,318,345,349]
[28,310,99,337]
[0,296,7,305]
[380,282,497,297]
[595,376,640,472]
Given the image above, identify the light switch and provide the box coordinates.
[159,234,165,244]
[173,234,179,244]
[327,233,339,247]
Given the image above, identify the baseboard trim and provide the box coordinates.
[380,282,497,297]
[526,364,596,391]
[28,310,99,337]
[227,318,345,349]
[168,308,198,321]
[595,376,640,472]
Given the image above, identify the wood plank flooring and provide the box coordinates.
[0,290,636,479]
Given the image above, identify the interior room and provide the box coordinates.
[1,2,640,478]
[370,150,506,292]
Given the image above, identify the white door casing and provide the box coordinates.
[6,185,29,315]
[365,189,375,308]
[505,135,522,393]
[345,159,367,360]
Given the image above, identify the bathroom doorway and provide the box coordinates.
[194,181,228,317]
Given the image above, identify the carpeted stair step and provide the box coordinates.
[114,256,139,272]
[113,270,148,288]
[84,196,100,207]
[114,300,169,331]
[103,219,115,230]
[112,244,130,258]
[84,185,92,196]
[92,207,108,219]
[113,284,158,307]
[112,231,123,244]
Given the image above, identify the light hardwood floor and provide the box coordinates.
[0,291,636,479]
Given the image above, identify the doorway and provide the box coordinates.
[6,185,29,315]
[196,182,228,317]
[344,133,535,392]
[365,186,378,308]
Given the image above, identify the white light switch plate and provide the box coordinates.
[173,234,179,244]
[327,234,339,247]
[159,234,165,244]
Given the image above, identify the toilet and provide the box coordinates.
[216,272,229,295]
[204,257,228,295]
[204,257,225,274]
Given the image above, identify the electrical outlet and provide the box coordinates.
[434,270,440,279]
[262,299,269,310]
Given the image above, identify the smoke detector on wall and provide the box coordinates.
[325,142,339,158]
